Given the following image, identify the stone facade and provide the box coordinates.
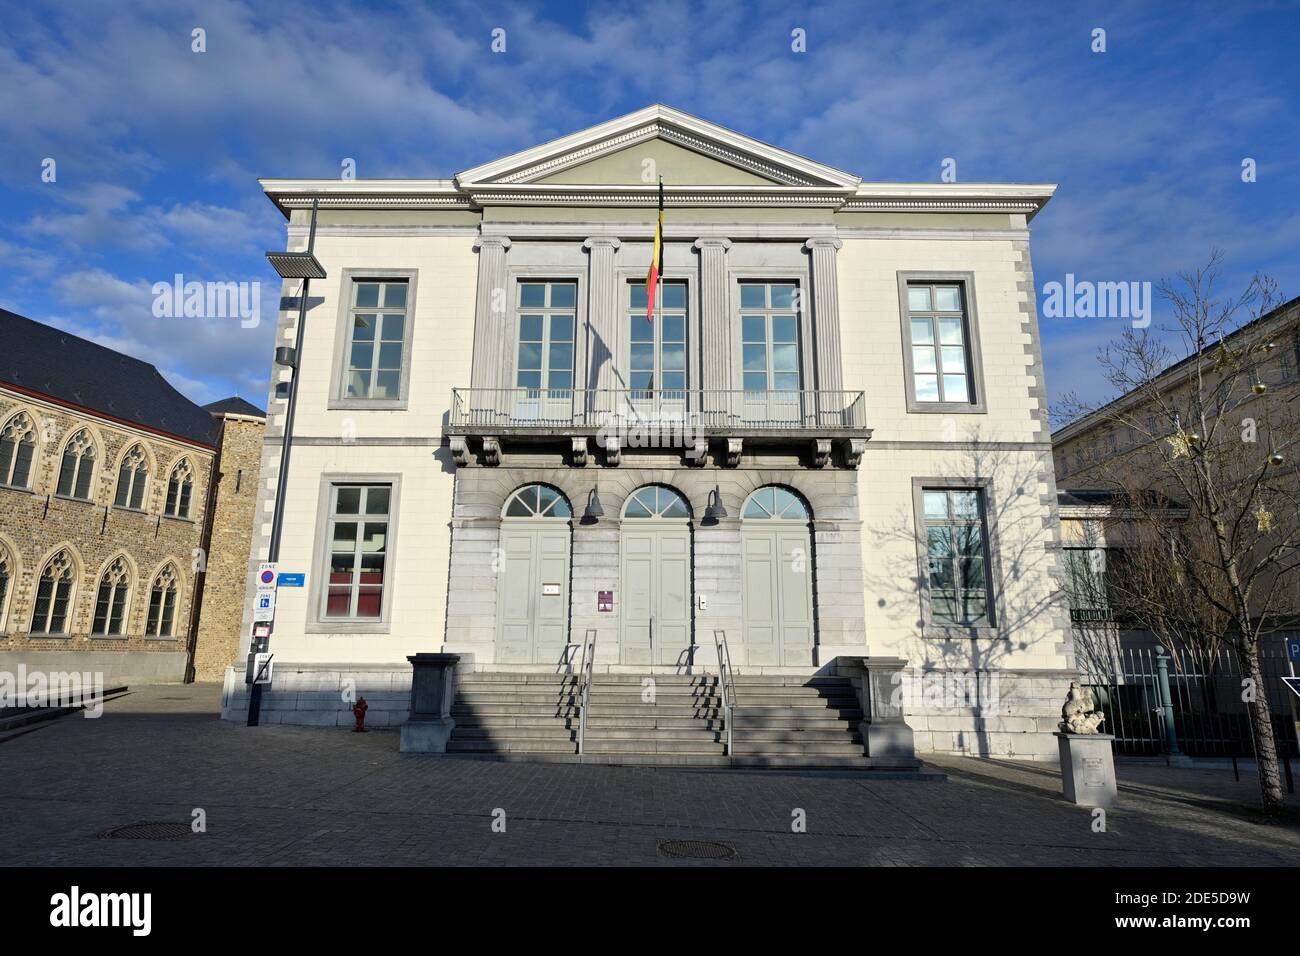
[0,391,212,683]
[231,106,1075,757]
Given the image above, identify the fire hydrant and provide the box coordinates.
[352,697,369,733]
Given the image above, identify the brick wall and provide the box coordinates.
[0,392,214,681]
[192,414,265,681]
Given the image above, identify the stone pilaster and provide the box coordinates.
[469,237,512,405]
[693,238,732,421]
[582,237,621,394]
[805,237,845,401]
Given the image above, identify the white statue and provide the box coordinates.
[1060,681,1106,734]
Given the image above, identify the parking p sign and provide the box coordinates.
[253,563,278,622]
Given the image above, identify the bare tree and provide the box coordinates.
[1057,250,1299,813]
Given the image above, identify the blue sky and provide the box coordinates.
[1,0,1296,412]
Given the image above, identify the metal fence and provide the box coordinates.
[1084,644,1299,760]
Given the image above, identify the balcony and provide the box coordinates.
[446,388,871,467]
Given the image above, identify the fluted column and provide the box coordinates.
[805,237,844,396]
[470,237,512,404]
[693,237,732,422]
[582,237,621,395]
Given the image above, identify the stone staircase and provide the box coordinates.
[446,670,912,769]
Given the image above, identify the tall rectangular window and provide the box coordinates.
[907,283,972,404]
[516,281,575,392]
[922,487,993,627]
[324,484,391,619]
[629,281,686,396]
[344,279,408,400]
[739,282,800,394]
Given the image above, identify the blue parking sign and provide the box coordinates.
[1287,636,1300,664]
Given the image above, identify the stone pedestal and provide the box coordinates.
[838,655,919,769]
[1056,732,1117,807]
[400,653,460,753]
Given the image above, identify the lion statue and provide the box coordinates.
[1060,681,1106,734]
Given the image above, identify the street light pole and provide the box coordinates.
[248,199,326,726]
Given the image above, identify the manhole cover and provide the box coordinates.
[98,822,192,841]
[657,839,738,860]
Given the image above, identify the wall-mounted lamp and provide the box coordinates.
[583,487,605,520]
[704,485,728,520]
[274,346,297,368]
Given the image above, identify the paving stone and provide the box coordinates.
[1,684,1296,866]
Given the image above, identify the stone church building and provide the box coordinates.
[225,106,1074,761]
[0,309,264,684]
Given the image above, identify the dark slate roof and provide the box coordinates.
[0,308,219,447]
[204,396,265,418]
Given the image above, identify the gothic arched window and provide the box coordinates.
[114,445,149,510]
[146,564,180,637]
[31,549,76,635]
[57,428,97,500]
[0,411,37,489]
[92,557,132,635]
[165,459,194,519]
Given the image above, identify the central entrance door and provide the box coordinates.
[741,486,815,666]
[619,485,692,667]
[496,484,572,665]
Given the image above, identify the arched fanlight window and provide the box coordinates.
[504,484,572,518]
[92,557,131,635]
[0,411,37,489]
[742,486,811,520]
[57,428,97,500]
[31,549,76,635]
[146,564,179,637]
[114,445,149,510]
[165,459,194,519]
[0,544,12,631]
[622,485,690,518]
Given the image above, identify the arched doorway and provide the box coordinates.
[619,485,692,666]
[741,486,815,665]
[496,484,572,664]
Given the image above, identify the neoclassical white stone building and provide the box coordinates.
[224,106,1075,761]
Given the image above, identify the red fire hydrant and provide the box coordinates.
[352,697,369,732]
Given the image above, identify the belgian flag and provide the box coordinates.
[645,178,664,322]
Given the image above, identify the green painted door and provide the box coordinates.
[742,525,814,666]
[620,526,692,666]
[497,522,571,664]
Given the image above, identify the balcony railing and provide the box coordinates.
[448,388,869,434]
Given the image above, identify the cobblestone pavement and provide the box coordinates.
[2,684,1297,866]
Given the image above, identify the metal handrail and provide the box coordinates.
[448,387,869,431]
[714,630,736,756]
[577,629,597,757]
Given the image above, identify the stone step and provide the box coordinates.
[455,714,725,731]
[731,714,859,730]
[452,726,576,740]
[734,741,866,756]
[455,691,586,705]
[437,752,929,771]
[582,727,724,742]
[452,702,585,717]
[446,738,578,754]
[583,739,725,756]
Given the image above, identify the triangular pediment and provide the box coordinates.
[535,137,779,186]
[455,105,860,190]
